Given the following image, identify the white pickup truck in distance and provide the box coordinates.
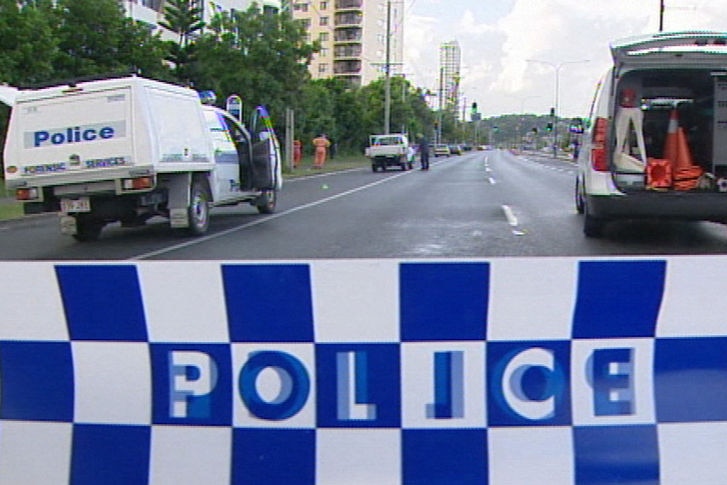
[3,75,282,241]
[365,133,412,172]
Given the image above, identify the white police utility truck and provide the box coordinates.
[3,75,282,241]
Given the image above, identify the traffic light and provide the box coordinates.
[546,122,553,132]
[549,107,555,117]
[471,102,478,112]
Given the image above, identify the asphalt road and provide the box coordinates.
[3,149,727,260]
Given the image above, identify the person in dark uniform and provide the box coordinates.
[418,135,430,170]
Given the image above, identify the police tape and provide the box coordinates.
[1,258,727,484]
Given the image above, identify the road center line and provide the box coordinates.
[502,205,518,226]
[502,204,526,236]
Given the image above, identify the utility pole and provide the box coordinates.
[659,0,665,31]
[384,0,392,134]
[437,66,443,144]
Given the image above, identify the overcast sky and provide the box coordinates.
[402,0,727,118]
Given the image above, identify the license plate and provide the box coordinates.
[60,197,91,213]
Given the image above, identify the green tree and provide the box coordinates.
[0,0,57,172]
[296,79,338,154]
[119,20,172,80]
[158,0,204,47]
[322,78,365,153]
[159,0,205,81]
[192,6,317,127]
[0,0,57,85]
[52,0,168,79]
[357,76,434,144]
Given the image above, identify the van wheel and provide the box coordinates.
[583,212,605,238]
[256,189,277,214]
[188,178,210,236]
[575,179,585,214]
[73,216,103,242]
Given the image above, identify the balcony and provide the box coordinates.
[334,45,362,59]
[333,59,362,74]
[335,0,363,10]
[333,27,362,43]
[334,12,362,27]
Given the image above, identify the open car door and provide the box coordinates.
[249,105,282,191]
[0,85,18,107]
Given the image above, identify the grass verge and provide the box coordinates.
[0,178,23,221]
[0,203,23,220]
[284,153,369,178]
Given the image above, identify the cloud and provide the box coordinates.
[404,0,727,116]
[402,14,438,82]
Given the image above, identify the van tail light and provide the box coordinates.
[16,187,40,201]
[122,176,154,191]
[591,116,609,172]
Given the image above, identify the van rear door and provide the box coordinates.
[611,31,727,72]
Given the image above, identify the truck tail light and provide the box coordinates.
[591,116,609,172]
[16,187,39,201]
[122,177,153,191]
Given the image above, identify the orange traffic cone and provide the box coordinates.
[663,109,679,164]
[672,118,703,191]
[662,109,702,191]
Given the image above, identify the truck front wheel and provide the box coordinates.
[256,189,277,214]
[188,179,210,235]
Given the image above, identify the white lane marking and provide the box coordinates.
[130,169,414,260]
[502,204,518,226]
[502,204,526,236]
[484,156,496,184]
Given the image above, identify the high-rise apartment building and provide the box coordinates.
[439,40,461,113]
[290,0,404,88]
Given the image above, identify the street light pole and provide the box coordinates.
[527,58,590,158]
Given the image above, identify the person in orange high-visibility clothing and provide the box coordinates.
[293,139,302,168]
[312,134,330,168]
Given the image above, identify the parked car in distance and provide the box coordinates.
[365,133,411,171]
[449,144,463,155]
[434,144,451,157]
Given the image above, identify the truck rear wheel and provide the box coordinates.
[73,215,103,242]
[583,212,605,238]
[188,178,210,236]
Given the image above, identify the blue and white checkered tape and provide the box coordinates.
[1,257,727,484]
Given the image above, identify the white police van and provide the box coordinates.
[3,75,282,241]
[576,31,727,237]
